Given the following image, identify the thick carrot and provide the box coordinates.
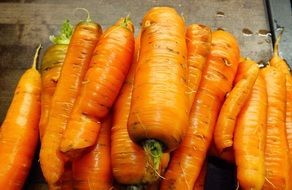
[72,115,112,190]
[0,45,41,189]
[193,162,207,190]
[39,19,73,140]
[60,17,134,159]
[128,9,189,175]
[160,30,240,190]
[214,58,259,153]
[186,24,211,109]
[234,70,267,190]
[269,30,292,189]
[39,15,102,185]
[262,65,290,190]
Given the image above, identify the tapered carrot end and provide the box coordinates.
[31,44,42,70]
[273,28,284,58]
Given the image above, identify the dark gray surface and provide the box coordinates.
[266,0,292,67]
[0,0,272,189]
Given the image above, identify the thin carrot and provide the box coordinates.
[127,8,189,178]
[234,69,267,190]
[39,19,73,140]
[60,17,134,159]
[72,115,112,190]
[193,162,207,190]
[269,29,292,189]
[40,13,102,185]
[186,24,211,109]
[262,65,290,190]
[160,30,240,190]
[0,45,42,189]
[214,58,259,153]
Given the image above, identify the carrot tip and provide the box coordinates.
[32,44,42,70]
[74,7,91,22]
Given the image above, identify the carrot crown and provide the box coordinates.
[119,16,134,33]
[49,19,73,45]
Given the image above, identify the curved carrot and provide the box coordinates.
[160,30,240,190]
[128,9,189,174]
[39,19,73,140]
[234,70,267,190]
[269,29,292,189]
[0,45,41,189]
[186,24,211,109]
[214,58,259,153]
[60,17,134,159]
[40,16,102,185]
[72,115,112,190]
[262,65,290,190]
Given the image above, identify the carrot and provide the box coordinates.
[127,9,189,179]
[233,69,267,190]
[262,65,290,190]
[39,19,73,140]
[208,141,235,163]
[60,17,135,159]
[39,13,102,185]
[186,24,211,109]
[0,45,41,189]
[269,29,292,189]
[160,30,240,190]
[72,115,112,190]
[193,162,207,190]
[214,58,259,153]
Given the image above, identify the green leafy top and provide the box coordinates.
[49,19,73,45]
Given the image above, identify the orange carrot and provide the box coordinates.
[127,9,189,177]
[160,30,240,190]
[72,115,112,190]
[214,58,259,153]
[234,69,267,190]
[193,162,207,190]
[269,29,292,189]
[186,24,211,108]
[39,19,73,140]
[262,65,290,190]
[60,17,135,159]
[0,45,41,189]
[40,15,102,185]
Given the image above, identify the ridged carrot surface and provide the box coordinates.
[39,20,73,140]
[186,24,211,109]
[0,45,41,189]
[234,68,267,190]
[214,58,259,153]
[269,30,292,189]
[60,17,134,159]
[40,20,102,185]
[262,65,290,190]
[160,30,240,190]
[72,116,112,190]
[128,7,188,153]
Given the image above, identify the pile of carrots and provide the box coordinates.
[0,6,291,190]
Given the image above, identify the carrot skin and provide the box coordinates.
[160,30,240,190]
[214,59,259,153]
[40,21,102,185]
[59,18,134,159]
[0,46,41,189]
[262,66,290,190]
[234,70,267,190]
[186,24,211,109]
[128,7,189,152]
[72,116,112,190]
[193,162,207,190]
[39,44,68,140]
